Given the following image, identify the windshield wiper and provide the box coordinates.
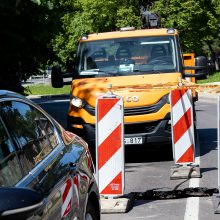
[80,69,106,75]
[132,68,161,74]
[80,69,117,76]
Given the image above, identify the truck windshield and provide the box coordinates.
[76,36,178,77]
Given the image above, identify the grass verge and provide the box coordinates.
[26,84,71,95]
[197,71,220,84]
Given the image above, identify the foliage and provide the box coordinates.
[0,0,61,94]
[198,71,220,84]
[52,0,141,64]
[52,0,220,63]
[1,0,220,94]
[152,0,220,56]
[116,6,142,28]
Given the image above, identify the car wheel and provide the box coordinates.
[85,199,99,220]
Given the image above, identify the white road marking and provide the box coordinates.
[184,155,200,220]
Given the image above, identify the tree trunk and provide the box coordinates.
[215,60,219,71]
[207,42,217,72]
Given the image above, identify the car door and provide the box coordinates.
[0,98,81,219]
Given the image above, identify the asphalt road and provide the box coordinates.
[31,94,220,220]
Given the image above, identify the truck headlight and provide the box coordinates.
[70,96,85,108]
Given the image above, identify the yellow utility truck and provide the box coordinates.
[51,20,207,159]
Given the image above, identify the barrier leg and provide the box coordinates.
[170,164,201,180]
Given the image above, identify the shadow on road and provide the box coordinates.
[124,128,217,163]
[200,167,218,174]
[198,128,217,156]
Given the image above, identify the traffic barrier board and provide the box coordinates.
[96,93,124,196]
[170,89,200,179]
[171,89,195,164]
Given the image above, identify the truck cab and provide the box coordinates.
[52,27,207,159]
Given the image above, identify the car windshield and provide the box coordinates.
[76,36,178,77]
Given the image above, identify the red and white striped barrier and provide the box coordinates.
[96,94,124,196]
[170,89,195,164]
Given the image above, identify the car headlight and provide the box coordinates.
[70,96,85,108]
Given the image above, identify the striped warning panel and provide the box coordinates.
[96,96,124,196]
[170,89,195,164]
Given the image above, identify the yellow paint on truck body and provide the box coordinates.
[69,72,181,123]
[79,28,178,42]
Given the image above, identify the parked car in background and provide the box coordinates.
[0,90,100,220]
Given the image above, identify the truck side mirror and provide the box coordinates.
[0,187,44,220]
[51,65,64,88]
[195,56,208,79]
[183,56,208,79]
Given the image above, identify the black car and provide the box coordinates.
[0,90,100,220]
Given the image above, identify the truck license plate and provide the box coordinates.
[124,137,143,145]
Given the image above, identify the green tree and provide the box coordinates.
[52,0,141,64]
[152,0,220,57]
[0,0,61,94]
[2,0,220,91]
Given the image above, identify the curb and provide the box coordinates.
[197,82,220,100]
[27,94,69,99]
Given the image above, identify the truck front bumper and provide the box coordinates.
[67,115,172,147]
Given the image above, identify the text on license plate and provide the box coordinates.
[124,137,143,145]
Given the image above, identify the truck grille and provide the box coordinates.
[125,121,160,134]
[84,97,167,116]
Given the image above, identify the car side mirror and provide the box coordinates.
[0,187,44,220]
